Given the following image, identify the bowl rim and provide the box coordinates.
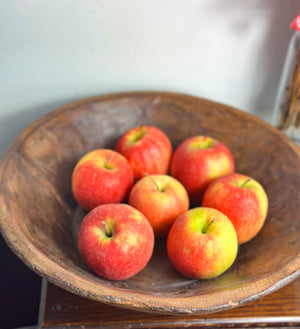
[0,91,300,315]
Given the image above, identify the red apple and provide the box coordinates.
[202,173,268,244]
[128,174,189,237]
[167,207,238,279]
[116,125,172,180]
[71,149,134,211]
[170,135,235,205]
[78,203,155,280]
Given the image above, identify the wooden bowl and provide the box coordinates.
[0,91,299,315]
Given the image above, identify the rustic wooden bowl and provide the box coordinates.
[0,91,299,315]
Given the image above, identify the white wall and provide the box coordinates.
[0,0,298,158]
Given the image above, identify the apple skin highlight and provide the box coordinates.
[171,135,235,206]
[72,149,134,211]
[202,173,268,244]
[78,204,155,281]
[167,207,238,279]
[116,126,172,180]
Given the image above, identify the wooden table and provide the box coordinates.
[39,277,300,329]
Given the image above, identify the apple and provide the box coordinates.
[115,125,172,180]
[128,174,189,237]
[71,149,134,211]
[78,203,155,280]
[170,135,235,206]
[167,207,238,279]
[202,173,268,244]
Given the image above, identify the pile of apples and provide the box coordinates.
[71,125,268,281]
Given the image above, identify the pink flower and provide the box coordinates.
[290,13,300,31]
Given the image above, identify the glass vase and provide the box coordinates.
[272,31,300,146]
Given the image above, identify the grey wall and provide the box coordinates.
[1,0,298,158]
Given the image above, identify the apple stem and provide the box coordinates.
[203,218,215,234]
[102,221,113,238]
[140,124,145,133]
[144,173,163,192]
[106,155,112,166]
[104,155,114,170]
[138,124,146,140]
[241,177,252,188]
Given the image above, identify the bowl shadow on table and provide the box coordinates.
[0,232,41,329]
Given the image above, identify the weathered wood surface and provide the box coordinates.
[0,92,299,315]
[39,279,300,328]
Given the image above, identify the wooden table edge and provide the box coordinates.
[38,278,300,329]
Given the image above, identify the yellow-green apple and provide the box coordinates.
[167,207,238,279]
[116,125,172,180]
[78,203,155,280]
[128,174,189,237]
[170,135,235,206]
[71,149,134,211]
[202,173,268,244]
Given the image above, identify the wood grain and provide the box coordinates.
[0,91,299,315]
[40,279,300,328]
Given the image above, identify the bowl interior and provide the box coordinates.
[0,92,299,314]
